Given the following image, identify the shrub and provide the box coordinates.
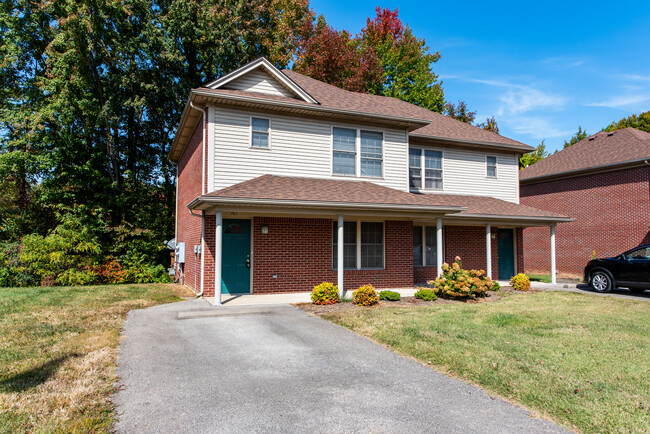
[124,263,171,284]
[353,284,378,306]
[414,288,438,301]
[311,282,340,305]
[56,269,98,286]
[92,259,128,284]
[379,290,401,301]
[427,256,498,299]
[510,273,531,291]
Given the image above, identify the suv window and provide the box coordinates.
[627,247,650,260]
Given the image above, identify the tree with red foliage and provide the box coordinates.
[293,15,383,93]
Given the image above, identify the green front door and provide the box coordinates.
[498,229,515,280]
[222,219,251,294]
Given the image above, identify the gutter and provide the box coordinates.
[409,132,533,153]
[452,213,575,223]
[187,196,466,214]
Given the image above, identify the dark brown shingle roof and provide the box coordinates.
[520,127,650,182]
[198,175,569,222]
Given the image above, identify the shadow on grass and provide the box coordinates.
[0,354,79,393]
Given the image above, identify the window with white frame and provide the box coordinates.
[333,221,384,269]
[332,127,383,177]
[486,155,497,177]
[413,225,438,266]
[251,117,269,148]
[409,148,443,190]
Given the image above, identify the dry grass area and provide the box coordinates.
[319,291,650,433]
[0,283,192,433]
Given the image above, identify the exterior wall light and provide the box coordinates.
[261,225,269,235]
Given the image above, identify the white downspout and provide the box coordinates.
[436,217,443,277]
[550,224,557,284]
[486,224,492,278]
[214,211,223,306]
[338,215,344,298]
[198,211,205,297]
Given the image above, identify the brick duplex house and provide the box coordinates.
[520,127,650,278]
[170,58,569,304]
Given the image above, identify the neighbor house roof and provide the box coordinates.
[169,58,533,161]
[189,175,571,224]
[520,127,650,183]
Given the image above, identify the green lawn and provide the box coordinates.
[322,291,650,433]
[0,283,192,433]
[528,273,552,283]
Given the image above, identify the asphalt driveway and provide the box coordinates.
[114,300,566,433]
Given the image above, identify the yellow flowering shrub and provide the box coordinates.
[510,273,531,291]
[353,284,379,306]
[427,257,499,299]
[311,282,340,305]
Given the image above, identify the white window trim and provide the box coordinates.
[333,219,385,270]
[331,125,384,179]
[486,155,498,178]
[409,146,444,192]
[413,224,444,267]
[249,115,271,150]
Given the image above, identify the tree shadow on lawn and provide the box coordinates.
[0,354,80,393]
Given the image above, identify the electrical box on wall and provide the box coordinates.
[193,245,201,255]
[176,242,185,264]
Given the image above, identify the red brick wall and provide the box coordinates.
[175,113,205,292]
[520,166,650,277]
[251,217,413,293]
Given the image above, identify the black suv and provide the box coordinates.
[584,245,650,293]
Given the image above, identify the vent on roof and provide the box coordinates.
[607,132,615,136]
[588,137,595,141]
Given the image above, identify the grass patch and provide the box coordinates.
[528,273,552,283]
[0,283,192,433]
[322,291,650,433]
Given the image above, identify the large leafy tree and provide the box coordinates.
[0,0,312,246]
[603,111,650,134]
[444,101,476,124]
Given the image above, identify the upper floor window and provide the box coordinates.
[251,117,270,148]
[486,155,497,177]
[332,127,356,175]
[332,127,383,177]
[409,148,442,190]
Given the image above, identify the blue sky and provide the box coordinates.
[309,0,650,152]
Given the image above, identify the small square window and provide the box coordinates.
[251,117,269,148]
[486,156,497,177]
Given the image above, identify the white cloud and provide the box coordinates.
[504,116,573,140]
[585,94,650,108]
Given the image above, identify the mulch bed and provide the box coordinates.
[294,287,525,315]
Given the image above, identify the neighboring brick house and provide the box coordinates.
[171,57,569,304]
[520,128,650,278]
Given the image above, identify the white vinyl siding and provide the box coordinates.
[223,68,295,98]
[212,107,407,191]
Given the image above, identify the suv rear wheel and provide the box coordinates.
[591,271,613,293]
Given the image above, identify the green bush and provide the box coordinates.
[510,273,531,291]
[56,269,98,286]
[353,284,378,306]
[311,282,340,305]
[427,256,498,299]
[124,263,171,284]
[414,288,438,301]
[379,290,401,301]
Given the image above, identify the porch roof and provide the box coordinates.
[188,175,572,225]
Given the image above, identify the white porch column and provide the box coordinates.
[214,211,223,306]
[338,215,344,298]
[436,217,443,277]
[550,224,557,284]
[486,224,492,278]
[200,211,205,296]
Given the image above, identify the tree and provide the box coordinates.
[603,111,650,134]
[477,116,500,134]
[519,140,549,169]
[563,126,588,148]
[293,15,382,93]
[443,101,476,124]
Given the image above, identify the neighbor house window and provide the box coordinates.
[409,148,443,190]
[251,117,269,148]
[333,221,384,269]
[486,155,497,177]
[360,131,383,177]
[413,226,438,266]
[333,127,383,177]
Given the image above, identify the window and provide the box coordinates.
[360,131,383,177]
[251,117,269,148]
[413,225,438,266]
[627,247,650,260]
[332,221,357,269]
[333,127,383,177]
[332,127,356,175]
[486,155,497,177]
[409,148,443,190]
[333,221,384,269]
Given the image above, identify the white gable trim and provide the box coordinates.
[204,57,318,104]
